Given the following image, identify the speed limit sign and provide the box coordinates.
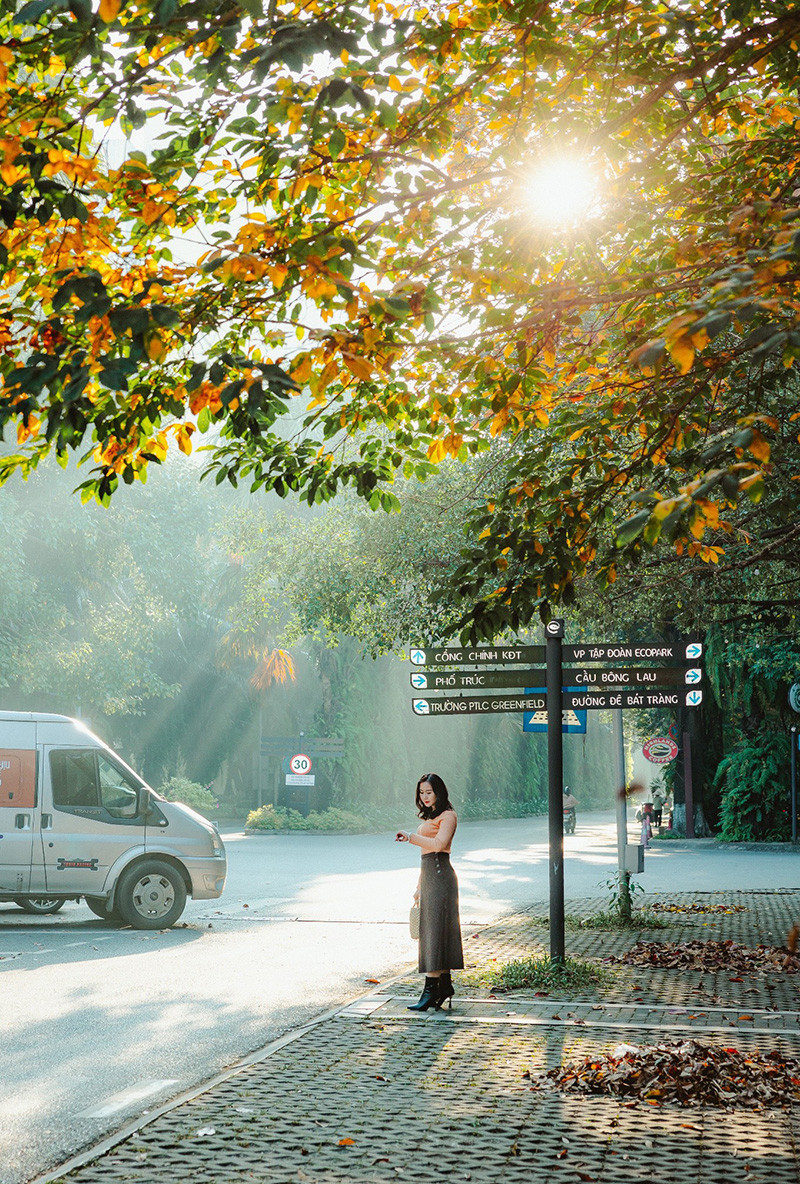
[289,753,312,775]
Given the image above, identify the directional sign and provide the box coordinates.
[410,645,545,667]
[412,694,546,716]
[561,688,703,711]
[411,668,545,691]
[562,642,703,664]
[410,642,703,667]
[411,666,703,692]
[563,666,704,688]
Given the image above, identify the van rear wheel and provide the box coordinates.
[115,861,187,930]
[14,897,66,915]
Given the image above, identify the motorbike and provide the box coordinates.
[563,785,577,834]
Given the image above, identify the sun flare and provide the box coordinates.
[526,157,599,225]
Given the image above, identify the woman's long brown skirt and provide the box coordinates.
[418,852,464,972]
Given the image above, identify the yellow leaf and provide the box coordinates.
[17,414,41,444]
[651,498,677,522]
[668,336,695,375]
[98,0,122,21]
[174,424,194,455]
[427,439,446,463]
[748,430,771,463]
[291,354,313,384]
[145,333,167,362]
[343,354,373,381]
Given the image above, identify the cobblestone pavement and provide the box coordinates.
[38,891,800,1184]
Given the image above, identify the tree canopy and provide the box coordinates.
[1,0,799,637]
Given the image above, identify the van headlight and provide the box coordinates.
[210,828,225,857]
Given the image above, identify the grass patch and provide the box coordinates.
[567,908,673,931]
[465,952,611,993]
[524,909,673,931]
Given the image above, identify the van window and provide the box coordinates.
[51,750,141,818]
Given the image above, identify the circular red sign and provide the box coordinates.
[289,753,312,774]
[642,737,679,764]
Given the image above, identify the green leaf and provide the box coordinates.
[615,509,651,547]
[329,127,346,160]
[16,0,57,22]
[150,305,181,328]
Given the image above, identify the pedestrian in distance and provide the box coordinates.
[395,772,464,1011]
[651,785,666,828]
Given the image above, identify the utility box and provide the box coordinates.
[624,843,645,874]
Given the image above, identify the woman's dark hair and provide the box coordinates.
[415,773,452,819]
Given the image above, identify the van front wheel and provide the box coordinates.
[116,861,187,930]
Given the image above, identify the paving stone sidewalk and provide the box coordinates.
[40,890,800,1184]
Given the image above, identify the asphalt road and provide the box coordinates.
[1,811,798,1184]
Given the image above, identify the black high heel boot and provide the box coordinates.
[407,977,440,1011]
[437,972,454,1009]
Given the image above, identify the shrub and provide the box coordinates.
[245,804,371,832]
[159,775,218,815]
[716,728,791,841]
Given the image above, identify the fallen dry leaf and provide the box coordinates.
[338,1138,355,1146]
[607,939,800,977]
[651,902,748,915]
[527,1040,800,1110]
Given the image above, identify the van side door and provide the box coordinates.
[42,748,146,895]
[0,748,37,894]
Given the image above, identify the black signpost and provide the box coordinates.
[545,619,566,963]
[409,632,705,965]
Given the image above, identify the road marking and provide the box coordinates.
[0,935,116,962]
[79,1080,180,1118]
[348,1007,800,1038]
[339,998,387,1017]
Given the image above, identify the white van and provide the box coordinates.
[0,711,227,929]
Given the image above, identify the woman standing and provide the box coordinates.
[395,772,464,1011]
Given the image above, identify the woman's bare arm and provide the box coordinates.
[408,810,457,853]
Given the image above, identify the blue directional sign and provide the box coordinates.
[411,672,429,689]
[686,689,703,706]
[684,668,702,685]
[685,642,703,660]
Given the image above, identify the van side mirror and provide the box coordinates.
[138,786,153,817]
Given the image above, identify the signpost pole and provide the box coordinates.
[791,726,797,845]
[683,730,695,840]
[612,710,631,920]
[545,619,565,963]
